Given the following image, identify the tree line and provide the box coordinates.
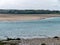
[0,9,60,14]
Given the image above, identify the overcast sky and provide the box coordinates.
[0,0,60,10]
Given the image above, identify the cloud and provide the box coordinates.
[0,0,59,10]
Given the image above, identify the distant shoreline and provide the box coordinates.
[0,14,60,21]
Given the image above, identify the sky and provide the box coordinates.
[0,0,60,10]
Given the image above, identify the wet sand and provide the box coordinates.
[0,14,60,21]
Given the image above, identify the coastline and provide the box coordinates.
[0,14,60,21]
[0,14,60,45]
[1,36,60,45]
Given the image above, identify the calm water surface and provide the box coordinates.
[0,17,60,39]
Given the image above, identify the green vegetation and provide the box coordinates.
[0,43,4,45]
[0,41,4,45]
[0,9,60,14]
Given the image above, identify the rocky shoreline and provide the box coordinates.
[0,36,60,45]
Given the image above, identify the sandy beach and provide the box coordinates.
[0,14,60,21]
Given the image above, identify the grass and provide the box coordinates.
[0,41,4,45]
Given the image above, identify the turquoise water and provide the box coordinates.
[0,17,60,39]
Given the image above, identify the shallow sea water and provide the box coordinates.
[0,17,60,39]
